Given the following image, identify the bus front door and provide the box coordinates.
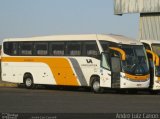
[111,57,121,88]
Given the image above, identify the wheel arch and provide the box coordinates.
[90,74,100,86]
[23,72,33,83]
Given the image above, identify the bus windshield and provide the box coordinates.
[121,45,149,75]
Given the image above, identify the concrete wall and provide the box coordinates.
[139,13,160,40]
[114,0,160,15]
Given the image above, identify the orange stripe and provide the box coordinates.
[125,73,149,80]
[2,57,79,86]
[146,50,156,62]
[155,54,159,66]
[146,50,159,66]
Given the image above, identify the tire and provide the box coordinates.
[24,75,34,89]
[91,77,103,93]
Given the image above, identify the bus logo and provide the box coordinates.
[86,59,93,64]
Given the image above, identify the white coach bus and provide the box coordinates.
[1,34,150,93]
[141,40,160,94]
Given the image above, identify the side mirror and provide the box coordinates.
[111,57,121,72]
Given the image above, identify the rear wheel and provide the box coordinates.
[24,75,34,89]
[91,77,103,93]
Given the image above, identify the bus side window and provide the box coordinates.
[35,42,48,56]
[82,41,100,58]
[20,42,33,56]
[67,42,81,56]
[50,42,65,56]
[4,42,18,56]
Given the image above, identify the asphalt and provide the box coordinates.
[0,80,17,87]
[0,87,160,113]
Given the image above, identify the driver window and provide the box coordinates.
[102,53,110,70]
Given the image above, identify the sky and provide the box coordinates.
[0,0,139,41]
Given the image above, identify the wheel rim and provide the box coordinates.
[93,81,100,92]
[26,78,32,87]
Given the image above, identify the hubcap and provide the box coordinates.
[93,81,100,91]
[26,78,32,87]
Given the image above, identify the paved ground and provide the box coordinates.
[0,79,17,87]
[0,87,160,113]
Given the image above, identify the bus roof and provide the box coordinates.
[3,34,142,45]
[140,39,160,45]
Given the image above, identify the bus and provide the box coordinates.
[1,34,150,93]
[141,40,160,94]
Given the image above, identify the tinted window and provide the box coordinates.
[100,41,109,52]
[82,41,100,58]
[3,42,18,55]
[20,42,33,56]
[67,42,81,56]
[35,42,48,56]
[100,41,119,53]
[122,45,149,75]
[101,53,110,70]
[50,42,65,56]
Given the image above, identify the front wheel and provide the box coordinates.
[24,76,34,89]
[91,78,103,93]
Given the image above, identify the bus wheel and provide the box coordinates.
[91,78,103,93]
[24,76,34,89]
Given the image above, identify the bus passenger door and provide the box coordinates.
[111,57,121,88]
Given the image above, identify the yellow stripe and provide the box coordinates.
[109,47,126,61]
[125,73,149,81]
[2,57,79,86]
[146,50,159,66]
[146,50,156,62]
[155,54,159,66]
